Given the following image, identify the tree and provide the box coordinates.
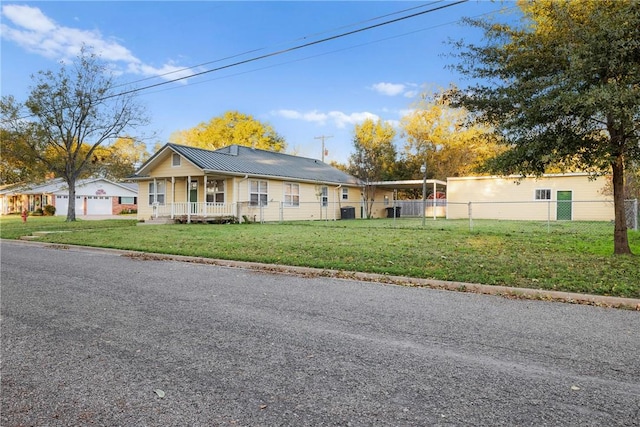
[0,120,50,185]
[401,88,504,181]
[169,111,286,152]
[0,48,148,221]
[451,0,640,254]
[347,118,397,217]
[88,137,151,180]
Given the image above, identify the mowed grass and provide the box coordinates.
[1,215,638,298]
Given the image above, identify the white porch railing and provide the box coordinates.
[154,202,236,219]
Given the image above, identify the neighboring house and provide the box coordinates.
[0,177,138,216]
[129,143,364,222]
[446,173,613,221]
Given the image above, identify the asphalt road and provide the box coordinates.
[1,240,639,426]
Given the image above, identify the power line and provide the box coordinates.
[3,0,470,123]
[132,5,518,99]
[105,0,468,99]
[114,1,446,89]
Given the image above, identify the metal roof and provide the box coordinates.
[136,143,362,186]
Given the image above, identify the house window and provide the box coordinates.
[148,180,166,205]
[119,197,136,204]
[535,189,551,201]
[284,183,300,207]
[342,188,349,200]
[250,180,268,206]
[321,186,328,207]
[172,153,181,167]
[206,180,225,203]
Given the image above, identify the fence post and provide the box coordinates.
[468,201,473,232]
[633,199,639,231]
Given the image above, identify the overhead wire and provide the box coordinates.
[115,1,446,89]
[140,4,518,98]
[105,0,468,99]
[3,0,469,122]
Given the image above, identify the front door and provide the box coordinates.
[190,180,198,214]
[557,190,572,220]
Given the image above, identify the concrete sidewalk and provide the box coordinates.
[75,214,137,221]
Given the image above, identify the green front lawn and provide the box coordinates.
[2,216,638,298]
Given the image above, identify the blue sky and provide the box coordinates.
[1,1,518,164]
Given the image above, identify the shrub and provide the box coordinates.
[43,205,56,216]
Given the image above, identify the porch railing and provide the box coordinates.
[153,202,235,219]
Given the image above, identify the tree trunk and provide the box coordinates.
[612,155,632,255]
[66,178,77,222]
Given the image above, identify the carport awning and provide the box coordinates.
[367,179,447,191]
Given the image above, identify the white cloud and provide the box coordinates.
[2,4,55,32]
[371,82,422,99]
[273,109,379,128]
[0,4,194,82]
[273,110,328,124]
[327,111,379,128]
[371,82,406,97]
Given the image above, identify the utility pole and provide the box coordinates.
[314,135,333,162]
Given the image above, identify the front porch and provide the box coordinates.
[152,201,237,223]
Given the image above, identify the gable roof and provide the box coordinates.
[0,177,138,196]
[134,143,362,186]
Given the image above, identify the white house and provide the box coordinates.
[0,177,138,216]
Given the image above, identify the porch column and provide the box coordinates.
[153,178,157,218]
[187,175,191,224]
[203,175,208,217]
[171,177,175,219]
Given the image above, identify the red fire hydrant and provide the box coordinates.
[21,209,28,223]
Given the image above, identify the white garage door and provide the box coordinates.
[55,196,112,215]
[55,195,68,216]
[86,196,112,215]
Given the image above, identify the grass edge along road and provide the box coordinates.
[1,216,638,299]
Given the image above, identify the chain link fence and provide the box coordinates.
[240,198,639,236]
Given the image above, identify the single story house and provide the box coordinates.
[446,173,613,221]
[129,143,365,222]
[0,177,138,216]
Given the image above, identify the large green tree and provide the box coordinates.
[169,111,286,152]
[451,0,640,254]
[347,118,397,217]
[1,48,148,221]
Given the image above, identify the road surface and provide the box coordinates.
[2,240,639,426]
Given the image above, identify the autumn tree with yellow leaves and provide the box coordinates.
[170,111,286,152]
[347,118,397,217]
[400,88,504,181]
